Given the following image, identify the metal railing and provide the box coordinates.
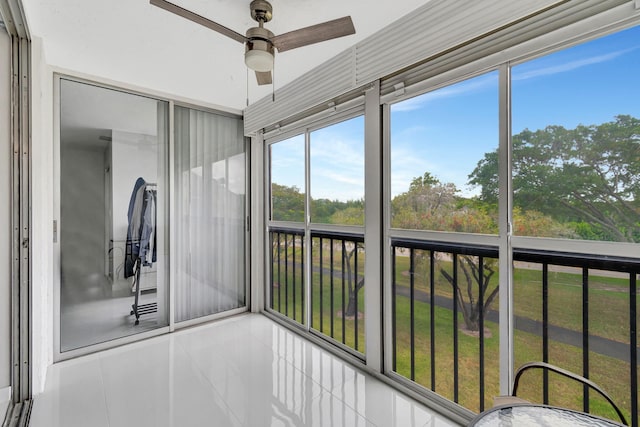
[512,248,640,427]
[391,237,640,424]
[268,228,365,356]
[269,227,305,324]
[310,231,365,356]
[391,238,498,412]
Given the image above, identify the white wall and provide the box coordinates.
[0,28,12,391]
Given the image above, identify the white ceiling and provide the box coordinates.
[23,0,430,111]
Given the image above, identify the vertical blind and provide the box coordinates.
[175,106,246,322]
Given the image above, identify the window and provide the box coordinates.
[510,25,640,242]
[310,116,365,225]
[391,71,499,234]
[270,135,305,223]
[267,114,366,354]
[510,25,640,422]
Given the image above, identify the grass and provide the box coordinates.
[394,293,633,422]
[393,254,635,344]
[270,240,366,353]
[269,241,637,422]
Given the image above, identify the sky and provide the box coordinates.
[271,24,640,201]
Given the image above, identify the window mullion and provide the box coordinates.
[498,62,514,396]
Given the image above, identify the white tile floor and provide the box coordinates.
[30,314,460,427]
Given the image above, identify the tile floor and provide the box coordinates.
[60,290,161,352]
[29,313,460,427]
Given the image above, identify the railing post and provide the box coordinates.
[391,245,397,372]
[453,254,459,403]
[542,263,549,404]
[582,267,589,413]
[319,237,323,333]
[430,250,436,391]
[630,272,637,427]
[479,256,485,411]
[410,248,415,381]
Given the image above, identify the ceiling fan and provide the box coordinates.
[150,0,356,85]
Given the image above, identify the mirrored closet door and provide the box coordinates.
[58,78,169,352]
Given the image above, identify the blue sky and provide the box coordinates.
[272,24,640,201]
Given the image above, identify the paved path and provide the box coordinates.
[394,286,637,363]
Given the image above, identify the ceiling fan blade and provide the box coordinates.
[255,71,272,86]
[271,16,355,53]
[150,0,247,44]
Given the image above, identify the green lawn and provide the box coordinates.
[394,293,633,422]
[393,254,635,344]
[270,240,366,353]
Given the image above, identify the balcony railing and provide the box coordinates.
[391,237,640,425]
[268,228,365,356]
[270,227,305,324]
[391,239,499,413]
[310,231,365,356]
[512,248,640,426]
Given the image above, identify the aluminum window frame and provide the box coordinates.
[380,10,640,412]
[52,73,173,362]
[0,1,32,422]
[263,102,367,355]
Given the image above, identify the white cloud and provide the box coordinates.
[392,73,497,113]
[513,49,634,81]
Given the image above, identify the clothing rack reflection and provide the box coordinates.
[125,179,158,325]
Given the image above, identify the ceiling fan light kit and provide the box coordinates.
[150,0,356,85]
[244,48,274,72]
[245,26,275,72]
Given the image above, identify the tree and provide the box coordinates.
[440,255,498,334]
[271,183,305,222]
[392,172,499,333]
[392,173,461,231]
[343,242,365,317]
[329,206,364,226]
[469,115,640,242]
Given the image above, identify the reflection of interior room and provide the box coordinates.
[59,80,167,352]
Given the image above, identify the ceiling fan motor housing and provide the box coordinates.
[250,0,273,23]
[245,26,275,72]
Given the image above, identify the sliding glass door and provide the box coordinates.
[58,78,169,352]
[174,106,246,322]
[57,77,248,356]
